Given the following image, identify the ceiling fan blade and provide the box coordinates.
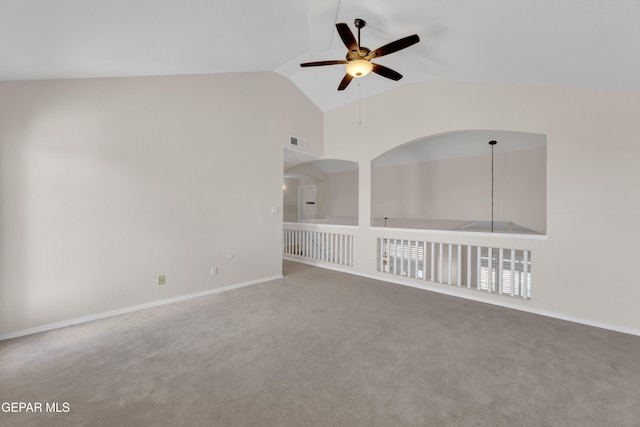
[338,74,354,91]
[300,60,348,67]
[367,34,420,59]
[336,23,358,51]
[372,63,403,81]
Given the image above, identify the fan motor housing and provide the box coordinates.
[346,48,370,61]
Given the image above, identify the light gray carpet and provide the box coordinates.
[1,261,640,426]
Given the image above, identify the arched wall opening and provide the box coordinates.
[371,130,547,234]
[283,156,359,226]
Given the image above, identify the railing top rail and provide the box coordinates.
[371,226,549,241]
[284,222,359,230]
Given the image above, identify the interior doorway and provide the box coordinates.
[298,185,317,221]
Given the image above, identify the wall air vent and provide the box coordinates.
[289,136,305,149]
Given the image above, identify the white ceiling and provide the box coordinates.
[2,0,640,111]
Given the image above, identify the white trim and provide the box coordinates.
[0,275,283,341]
[283,258,640,338]
[284,223,547,239]
[385,277,640,336]
[370,226,549,240]
[284,222,358,230]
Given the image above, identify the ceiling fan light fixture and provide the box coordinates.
[346,59,373,77]
[299,19,419,90]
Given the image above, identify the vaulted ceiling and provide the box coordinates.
[2,0,640,111]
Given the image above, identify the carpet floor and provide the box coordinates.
[1,261,640,426]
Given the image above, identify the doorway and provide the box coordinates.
[298,185,317,221]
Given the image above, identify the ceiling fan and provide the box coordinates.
[300,19,420,91]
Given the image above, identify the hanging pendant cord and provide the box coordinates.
[491,144,494,232]
[489,140,497,232]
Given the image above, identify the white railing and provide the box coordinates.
[378,238,531,299]
[283,225,354,267]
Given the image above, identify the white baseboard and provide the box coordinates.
[0,275,283,341]
[283,255,355,275]
[376,273,640,337]
[6,257,639,340]
[283,257,640,337]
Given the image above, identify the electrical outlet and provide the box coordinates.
[158,275,166,285]
[210,266,217,276]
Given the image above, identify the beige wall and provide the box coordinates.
[2,74,639,336]
[282,177,300,222]
[0,72,323,336]
[324,81,640,333]
[372,147,547,233]
[324,170,358,221]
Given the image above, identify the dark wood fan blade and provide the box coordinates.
[300,60,348,67]
[336,23,358,51]
[372,63,403,81]
[338,74,354,91]
[367,34,420,59]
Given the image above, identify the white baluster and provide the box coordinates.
[467,245,472,288]
[476,246,482,290]
[498,248,504,294]
[423,241,428,280]
[523,250,529,299]
[447,243,453,285]
[430,242,435,282]
[457,244,462,287]
[438,242,443,283]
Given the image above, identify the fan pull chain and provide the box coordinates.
[358,81,362,126]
